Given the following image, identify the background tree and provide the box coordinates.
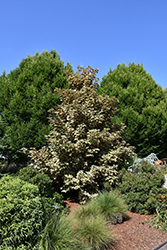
[0,50,73,163]
[97,62,167,158]
[24,66,134,203]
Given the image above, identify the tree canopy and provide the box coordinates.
[24,66,135,203]
[0,50,73,162]
[97,62,167,158]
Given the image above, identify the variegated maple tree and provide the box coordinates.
[23,66,134,203]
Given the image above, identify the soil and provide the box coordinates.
[64,200,167,250]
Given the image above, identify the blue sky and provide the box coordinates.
[1,0,167,88]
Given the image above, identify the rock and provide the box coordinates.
[110,213,123,225]
[128,153,159,171]
[144,153,159,165]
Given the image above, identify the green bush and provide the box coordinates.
[15,166,54,197]
[116,160,166,214]
[15,166,68,215]
[0,175,46,249]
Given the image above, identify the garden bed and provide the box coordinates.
[66,200,167,250]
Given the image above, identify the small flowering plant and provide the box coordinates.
[151,192,167,232]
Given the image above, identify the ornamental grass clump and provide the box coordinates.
[68,210,114,250]
[91,190,128,223]
[73,214,113,250]
[39,212,87,250]
[67,191,128,249]
[23,66,134,203]
[69,190,128,224]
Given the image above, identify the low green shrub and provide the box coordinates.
[41,192,68,218]
[116,160,166,214]
[0,175,46,249]
[15,166,54,197]
[15,166,67,215]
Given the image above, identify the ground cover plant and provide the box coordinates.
[23,65,135,203]
[116,160,166,214]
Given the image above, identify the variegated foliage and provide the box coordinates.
[23,66,134,203]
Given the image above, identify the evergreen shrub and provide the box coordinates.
[15,166,54,197]
[0,175,46,249]
[116,160,166,214]
[15,166,67,214]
